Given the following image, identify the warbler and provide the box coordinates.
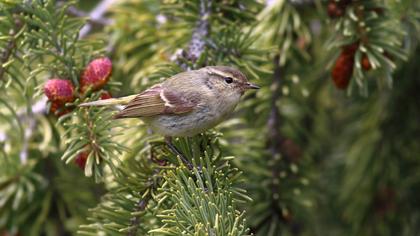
[80,66,259,137]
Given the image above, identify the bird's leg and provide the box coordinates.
[164,136,193,170]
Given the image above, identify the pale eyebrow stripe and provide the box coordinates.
[205,67,234,78]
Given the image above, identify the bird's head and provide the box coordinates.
[201,66,259,97]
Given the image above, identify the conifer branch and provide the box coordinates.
[268,56,283,150]
[186,0,212,62]
[66,6,112,27]
[176,0,213,70]
[0,16,28,162]
[288,0,315,7]
[18,0,114,121]
[127,191,152,236]
[268,54,283,214]
[13,0,115,139]
[127,166,163,236]
[20,98,47,157]
[0,17,22,81]
[78,0,115,39]
[266,55,301,230]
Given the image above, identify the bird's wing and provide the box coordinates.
[113,84,197,119]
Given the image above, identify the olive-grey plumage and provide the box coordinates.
[79,66,259,137]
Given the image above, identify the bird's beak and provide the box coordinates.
[245,82,260,90]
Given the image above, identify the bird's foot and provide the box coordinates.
[165,137,193,170]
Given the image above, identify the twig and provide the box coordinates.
[267,54,283,211]
[67,6,113,27]
[176,0,212,70]
[187,0,212,61]
[266,55,302,233]
[0,17,27,163]
[0,39,15,81]
[285,0,315,7]
[266,0,315,8]
[25,1,115,116]
[19,115,35,164]
[127,193,152,236]
[127,166,163,236]
[15,97,47,164]
[268,54,283,159]
[78,0,115,39]
[249,214,273,234]
[0,18,22,81]
[2,1,115,159]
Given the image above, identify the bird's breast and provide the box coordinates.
[145,103,233,137]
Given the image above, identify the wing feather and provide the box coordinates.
[113,84,197,119]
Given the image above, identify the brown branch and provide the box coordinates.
[266,55,303,234]
[0,17,28,163]
[176,0,212,70]
[67,6,113,27]
[268,54,284,159]
[267,54,284,213]
[77,0,115,39]
[127,192,153,236]
[266,0,314,7]
[0,18,22,81]
[127,164,164,236]
[287,0,315,7]
[187,0,212,62]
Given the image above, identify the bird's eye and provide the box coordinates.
[224,77,234,84]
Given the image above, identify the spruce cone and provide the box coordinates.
[80,57,112,93]
[44,79,75,104]
[331,51,355,89]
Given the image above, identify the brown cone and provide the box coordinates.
[331,51,355,90]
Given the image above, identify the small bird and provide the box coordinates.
[80,66,259,137]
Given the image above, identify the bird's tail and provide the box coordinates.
[79,95,137,107]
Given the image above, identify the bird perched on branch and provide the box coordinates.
[80,66,259,137]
